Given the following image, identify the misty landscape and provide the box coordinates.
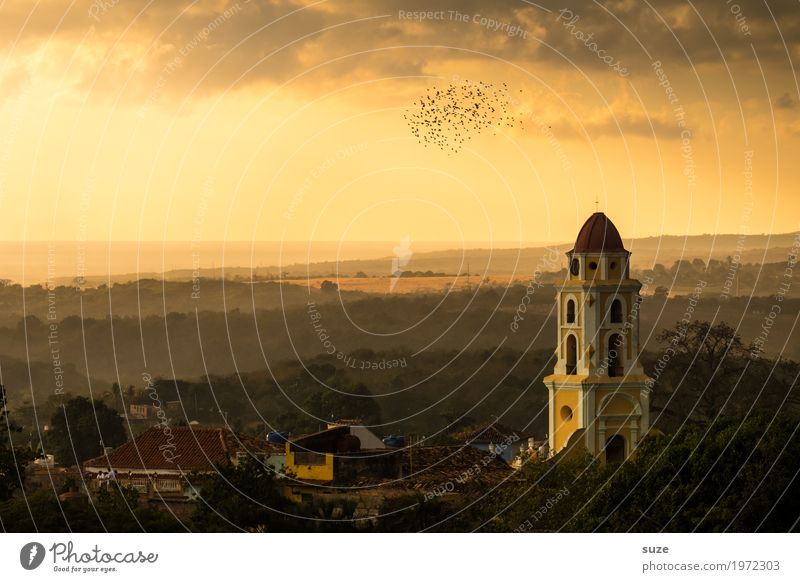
[3,229,799,441]
[1,0,799,553]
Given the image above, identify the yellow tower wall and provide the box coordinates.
[552,389,581,452]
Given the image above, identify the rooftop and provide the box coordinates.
[453,420,532,444]
[573,212,626,253]
[326,445,522,490]
[84,425,279,473]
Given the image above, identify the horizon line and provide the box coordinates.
[0,231,798,245]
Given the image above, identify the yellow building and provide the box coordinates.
[282,423,390,501]
[543,212,650,463]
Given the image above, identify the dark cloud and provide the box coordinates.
[1,0,796,105]
[335,0,800,74]
[775,91,797,109]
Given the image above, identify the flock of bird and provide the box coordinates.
[404,81,523,153]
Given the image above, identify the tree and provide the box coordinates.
[311,383,381,426]
[457,413,800,533]
[568,413,800,532]
[650,320,750,429]
[0,485,183,532]
[45,397,127,467]
[93,484,183,532]
[320,280,338,293]
[190,458,297,532]
[0,385,33,501]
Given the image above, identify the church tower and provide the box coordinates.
[543,212,650,463]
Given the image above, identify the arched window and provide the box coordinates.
[610,299,623,323]
[608,333,623,377]
[566,299,576,324]
[605,435,625,464]
[566,334,577,375]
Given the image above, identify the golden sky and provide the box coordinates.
[0,0,798,246]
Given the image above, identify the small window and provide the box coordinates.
[570,258,580,276]
[610,261,617,270]
[560,406,573,421]
[566,299,576,323]
[589,261,598,270]
[610,299,623,323]
[608,334,623,377]
[566,335,577,375]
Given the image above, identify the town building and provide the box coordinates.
[543,212,650,462]
[24,455,80,494]
[83,425,284,506]
[453,421,533,463]
[283,423,388,487]
[281,422,520,514]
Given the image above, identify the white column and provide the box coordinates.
[598,418,607,456]
[548,386,555,453]
[584,387,596,454]
[640,388,650,434]
[630,418,639,448]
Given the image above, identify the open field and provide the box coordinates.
[285,275,501,294]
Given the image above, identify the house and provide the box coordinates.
[284,423,387,483]
[128,404,153,420]
[24,455,80,494]
[124,404,162,437]
[83,425,283,504]
[282,420,522,520]
[454,421,533,463]
[283,442,522,524]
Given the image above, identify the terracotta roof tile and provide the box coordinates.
[337,445,522,490]
[453,421,531,444]
[84,426,277,472]
[399,445,519,488]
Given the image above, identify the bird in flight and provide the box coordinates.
[405,80,523,153]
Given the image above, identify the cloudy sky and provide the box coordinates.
[0,0,798,249]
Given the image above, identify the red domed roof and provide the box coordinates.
[573,212,626,253]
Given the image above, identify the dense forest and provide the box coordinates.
[2,414,798,532]
[2,315,799,532]
[1,253,798,533]
[10,319,799,449]
[1,266,799,407]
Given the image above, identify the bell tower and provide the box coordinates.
[543,212,650,462]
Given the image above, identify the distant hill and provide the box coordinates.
[1,282,797,399]
[5,232,796,285]
[262,231,800,278]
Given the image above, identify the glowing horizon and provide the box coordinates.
[0,0,797,248]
